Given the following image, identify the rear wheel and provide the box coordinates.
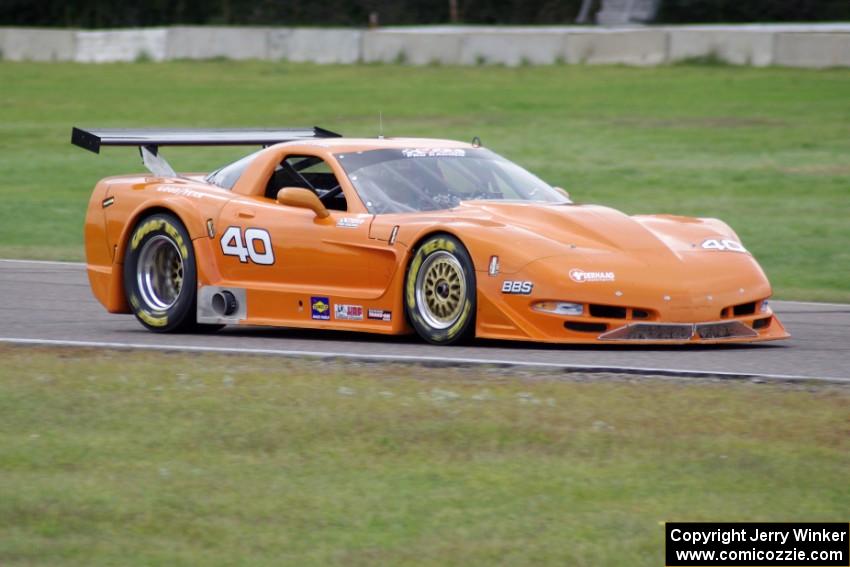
[405,234,476,345]
[123,213,220,333]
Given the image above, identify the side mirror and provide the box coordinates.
[277,187,329,219]
[554,186,571,200]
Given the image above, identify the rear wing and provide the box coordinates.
[71,126,341,154]
[71,126,342,177]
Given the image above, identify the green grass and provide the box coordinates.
[0,347,847,566]
[0,62,848,300]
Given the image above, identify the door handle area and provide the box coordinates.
[237,210,255,219]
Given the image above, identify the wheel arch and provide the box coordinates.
[120,208,201,333]
[401,229,478,344]
[405,228,465,259]
[105,204,203,314]
[115,203,204,265]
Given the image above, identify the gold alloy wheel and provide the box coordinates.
[136,235,184,311]
[414,250,467,330]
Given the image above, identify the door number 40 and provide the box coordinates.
[220,226,275,265]
[701,238,747,253]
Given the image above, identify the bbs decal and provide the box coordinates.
[220,226,275,265]
[701,238,747,253]
[502,280,533,294]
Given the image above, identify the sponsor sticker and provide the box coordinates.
[336,217,365,229]
[501,280,533,294]
[156,185,206,199]
[334,304,364,321]
[367,309,392,322]
[569,269,615,283]
[402,148,466,158]
[311,296,330,320]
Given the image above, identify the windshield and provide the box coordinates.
[336,148,570,214]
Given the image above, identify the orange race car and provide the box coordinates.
[73,126,789,345]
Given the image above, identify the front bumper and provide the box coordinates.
[474,263,790,345]
[476,298,790,345]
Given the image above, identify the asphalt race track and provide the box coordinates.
[1,259,848,383]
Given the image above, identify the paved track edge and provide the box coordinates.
[2,337,847,385]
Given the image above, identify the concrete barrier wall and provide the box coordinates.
[363,30,467,64]
[774,31,850,68]
[566,29,667,65]
[75,28,168,62]
[461,31,567,65]
[272,28,362,64]
[667,27,775,66]
[165,26,269,60]
[1,27,75,61]
[1,24,849,68]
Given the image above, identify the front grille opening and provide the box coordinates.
[601,323,694,341]
[696,321,758,340]
[565,321,608,333]
[589,304,627,319]
[632,309,650,319]
[752,317,771,330]
[733,302,757,316]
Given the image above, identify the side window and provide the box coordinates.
[206,150,262,189]
[264,155,347,211]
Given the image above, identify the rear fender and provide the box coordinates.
[99,197,210,313]
[113,197,208,262]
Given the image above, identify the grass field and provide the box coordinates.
[0,61,848,300]
[0,346,847,566]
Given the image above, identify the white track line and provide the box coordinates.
[1,259,848,308]
[1,337,847,384]
[772,300,850,308]
[0,258,85,267]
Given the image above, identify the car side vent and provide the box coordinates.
[752,317,771,330]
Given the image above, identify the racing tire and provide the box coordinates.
[123,213,220,334]
[404,234,476,345]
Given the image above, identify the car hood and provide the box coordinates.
[451,201,771,316]
[456,201,701,257]
[391,201,767,286]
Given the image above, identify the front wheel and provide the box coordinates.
[404,234,476,345]
[123,213,213,333]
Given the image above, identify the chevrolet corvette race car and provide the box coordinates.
[73,126,789,345]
